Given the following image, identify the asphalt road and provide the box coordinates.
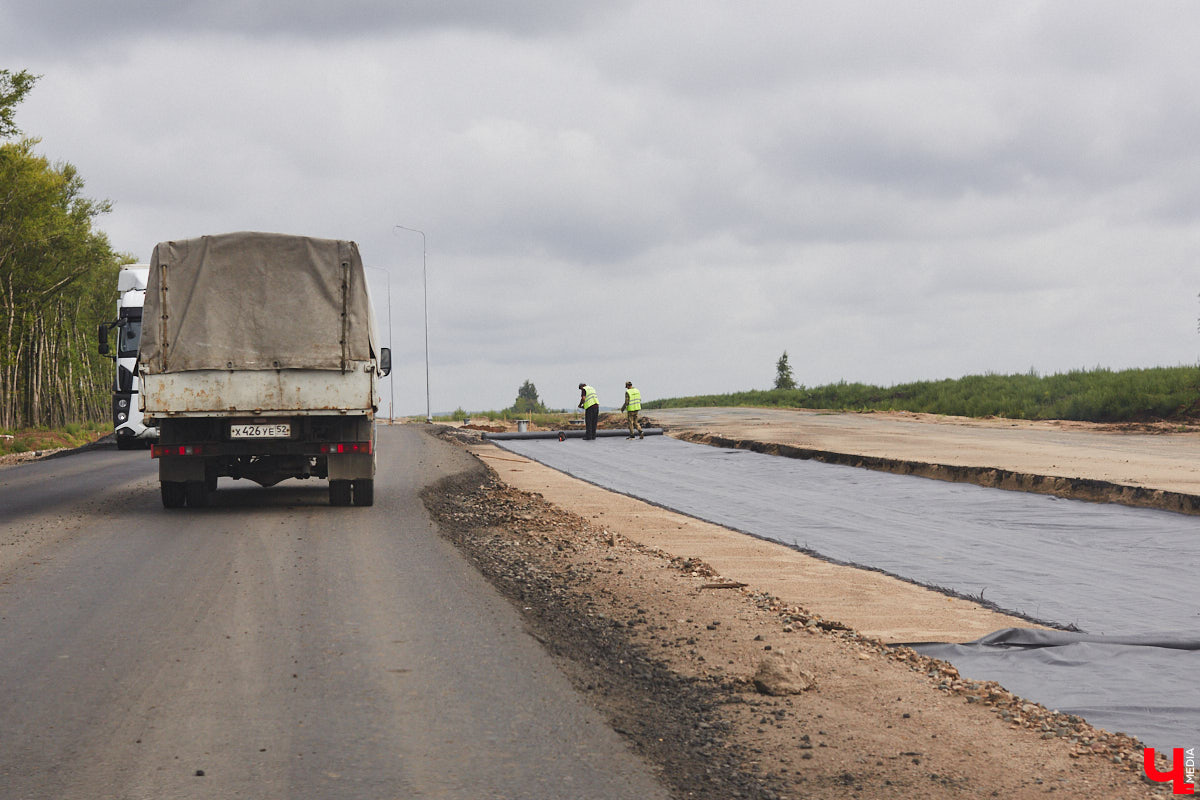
[0,426,669,800]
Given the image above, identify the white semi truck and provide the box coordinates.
[138,232,391,508]
[97,265,159,449]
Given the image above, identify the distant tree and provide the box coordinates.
[774,351,797,390]
[0,69,38,139]
[512,379,548,414]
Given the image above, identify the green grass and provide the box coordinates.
[0,420,109,456]
[642,366,1200,423]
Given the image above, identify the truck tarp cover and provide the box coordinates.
[140,231,376,373]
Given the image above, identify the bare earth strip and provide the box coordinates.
[469,439,1024,645]
[473,403,1200,642]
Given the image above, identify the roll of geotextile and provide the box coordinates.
[482,428,663,441]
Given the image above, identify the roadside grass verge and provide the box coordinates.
[0,420,109,456]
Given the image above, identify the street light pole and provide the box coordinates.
[394,224,431,424]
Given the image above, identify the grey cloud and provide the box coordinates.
[2,0,624,53]
[6,1,1200,413]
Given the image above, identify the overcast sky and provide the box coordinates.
[3,1,1197,415]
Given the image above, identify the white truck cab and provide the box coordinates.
[98,266,159,449]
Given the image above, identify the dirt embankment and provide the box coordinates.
[424,427,1164,800]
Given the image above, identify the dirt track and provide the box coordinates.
[428,411,1178,799]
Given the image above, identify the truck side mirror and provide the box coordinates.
[98,323,111,355]
[379,347,392,377]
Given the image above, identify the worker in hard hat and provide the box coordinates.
[620,381,643,439]
[578,382,599,440]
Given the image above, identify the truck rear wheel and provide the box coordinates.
[352,479,374,507]
[161,481,186,508]
[329,479,352,506]
[185,481,208,508]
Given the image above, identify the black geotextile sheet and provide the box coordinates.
[909,629,1199,751]
[494,435,1200,750]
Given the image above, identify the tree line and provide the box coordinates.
[648,362,1200,423]
[1,69,125,429]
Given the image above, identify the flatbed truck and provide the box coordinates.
[138,232,390,508]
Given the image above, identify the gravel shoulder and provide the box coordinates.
[425,414,1169,799]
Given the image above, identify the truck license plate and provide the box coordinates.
[230,423,291,439]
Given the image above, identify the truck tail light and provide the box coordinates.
[151,444,204,458]
[319,442,372,455]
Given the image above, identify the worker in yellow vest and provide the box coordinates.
[620,381,643,439]
[578,382,599,440]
